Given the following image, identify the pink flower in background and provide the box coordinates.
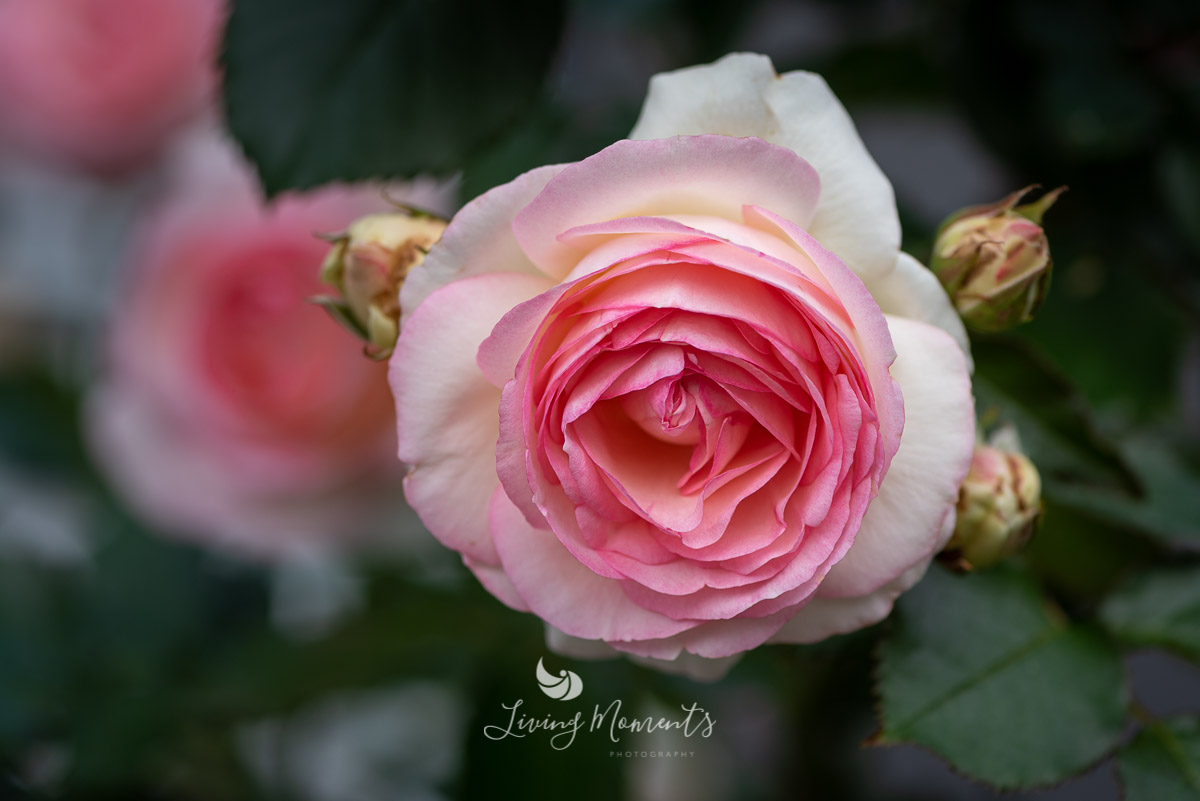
[0,0,223,173]
[391,54,976,677]
[87,133,448,556]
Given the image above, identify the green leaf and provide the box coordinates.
[875,565,1127,789]
[971,337,1141,496]
[222,0,565,195]
[1101,568,1200,662]
[1118,717,1200,800]
[1051,437,1200,545]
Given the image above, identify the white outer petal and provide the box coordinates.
[630,52,899,283]
[768,556,939,644]
[400,163,564,323]
[817,315,974,598]
[867,252,972,369]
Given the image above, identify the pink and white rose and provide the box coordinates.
[87,134,447,556]
[391,54,976,676]
[0,0,223,173]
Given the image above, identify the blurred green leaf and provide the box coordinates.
[85,523,209,657]
[456,103,574,204]
[186,571,537,724]
[1052,438,1200,545]
[1101,568,1200,662]
[1013,240,1184,421]
[1118,717,1200,800]
[1022,500,1159,605]
[0,562,78,745]
[0,371,89,480]
[222,0,566,195]
[972,337,1141,494]
[876,565,1127,789]
[1159,145,1200,260]
[457,96,635,203]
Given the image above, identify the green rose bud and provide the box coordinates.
[942,444,1043,572]
[931,186,1064,332]
[315,211,447,359]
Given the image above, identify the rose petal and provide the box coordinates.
[768,559,932,644]
[464,556,530,612]
[545,626,740,682]
[816,316,974,597]
[741,205,903,470]
[513,135,821,279]
[867,252,972,367]
[392,271,553,565]
[630,52,899,282]
[400,163,565,323]
[490,484,697,643]
[608,607,795,660]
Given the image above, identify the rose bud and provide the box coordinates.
[942,445,1043,571]
[317,211,447,358]
[931,186,1064,332]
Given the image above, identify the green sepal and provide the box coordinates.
[308,295,368,342]
[318,236,349,288]
[1014,186,1067,225]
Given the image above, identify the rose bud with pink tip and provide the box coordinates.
[931,186,1064,333]
[942,444,1043,572]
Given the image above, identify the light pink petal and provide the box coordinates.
[400,163,565,322]
[610,608,795,660]
[769,559,933,644]
[544,626,620,660]
[513,136,820,279]
[545,627,741,682]
[464,556,530,612]
[392,271,553,565]
[490,485,697,643]
[818,316,974,597]
[494,379,543,530]
[742,204,903,470]
[477,283,569,388]
[559,213,847,322]
[558,224,716,286]
[561,259,838,361]
[616,471,859,620]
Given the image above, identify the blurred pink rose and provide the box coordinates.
[0,0,223,173]
[391,54,976,676]
[87,134,446,555]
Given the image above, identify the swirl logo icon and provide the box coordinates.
[536,658,583,701]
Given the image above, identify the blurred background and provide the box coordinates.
[0,0,1198,798]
